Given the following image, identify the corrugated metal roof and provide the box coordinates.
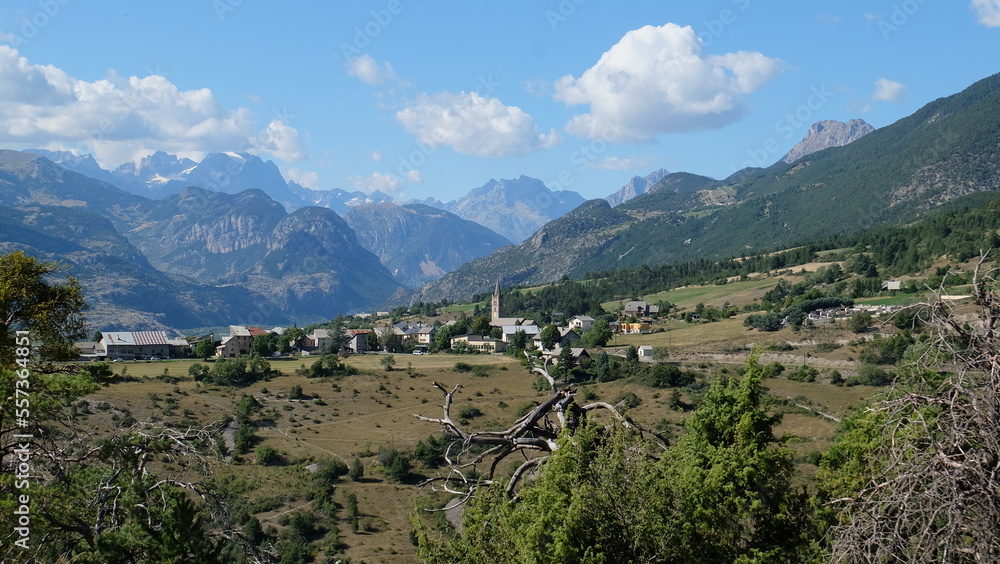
[103,331,168,346]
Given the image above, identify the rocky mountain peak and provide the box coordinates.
[782,119,874,164]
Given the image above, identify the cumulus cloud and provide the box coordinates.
[553,23,784,142]
[971,0,1000,26]
[348,171,405,194]
[873,78,907,103]
[395,91,560,157]
[0,45,306,166]
[346,54,400,85]
[370,149,383,162]
[252,119,306,162]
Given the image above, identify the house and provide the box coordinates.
[619,322,651,334]
[414,326,437,344]
[623,301,660,318]
[304,329,333,352]
[638,345,654,358]
[568,347,590,363]
[167,338,189,359]
[347,329,371,353]
[882,280,902,291]
[501,324,541,344]
[393,322,437,344]
[99,331,172,360]
[215,337,243,358]
[533,327,580,352]
[450,335,507,353]
[218,325,254,356]
[75,341,100,361]
[568,315,595,332]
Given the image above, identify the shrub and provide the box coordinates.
[787,365,818,382]
[846,364,893,386]
[453,362,473,373]
[457,405,483,420]
[614,391,642,410]
[348,457,365,481]
[256,445,279,465]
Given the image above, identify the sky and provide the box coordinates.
[0,1,998,203]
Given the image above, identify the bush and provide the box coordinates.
[348,456,364,481]
[614,391,642,410]
[288,385,303,400]
[457,405,484,420]
[378,446,411,482]
[846,364,893,386]
[453,362,473,373]
[256,445,279,465]
[639,364,695,388]
[314,457,349,482]
[786,365,818,382]
[760,361,785,379]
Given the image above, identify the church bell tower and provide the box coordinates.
[491,278,502,322]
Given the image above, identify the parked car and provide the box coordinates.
[149,356,162,360]
[112,358,124,362]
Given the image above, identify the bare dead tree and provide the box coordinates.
[828,255,1000,563]
[413,351,663,503]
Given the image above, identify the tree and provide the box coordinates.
[820,258,1000,563]
[582,318,613,347]
[0,251,88,365]
[251,333,276,357]
[381,354,396,372]
[846,311,873,333]
[470,315,492,336]
[285,326,305,351]
[539,324,560,351]
[92,330,103,342]
[413,352,812,562]
[509,329,527,351]
[366,330,379,351]
[661,352,813,561]
[195,339,216,360]
[556,346,574,383]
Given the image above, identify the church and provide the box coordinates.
[489,278,533,328]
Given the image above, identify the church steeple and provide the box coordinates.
[491,278,502,322]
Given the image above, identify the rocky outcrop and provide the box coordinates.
[782,119,874,164]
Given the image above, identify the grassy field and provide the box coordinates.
[77,335,884,562]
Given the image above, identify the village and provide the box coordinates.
[76,276,907,368]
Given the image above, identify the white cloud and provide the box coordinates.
[370,149,383,162]
[396,91,560,157]
[553,23,784,142]
[0,45,306,166]
[348,171,404,194]
[286,168,320,189]
[589,155,656,171]
[252,119,307,162]
[873,78,907,103]
[971,0,1000,26]
[405,169,422,183]
[346,54,400,86]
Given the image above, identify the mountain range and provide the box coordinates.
[0,150,403,332]
[415,72,1000,302]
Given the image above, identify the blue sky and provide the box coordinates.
[0,1,998,202]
